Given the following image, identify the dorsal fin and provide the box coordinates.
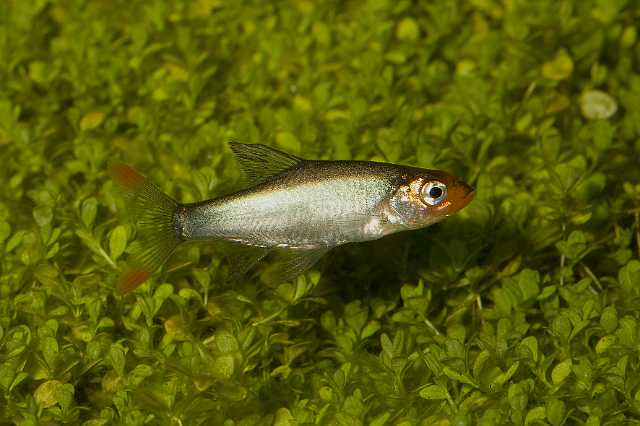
[229,142,305,185]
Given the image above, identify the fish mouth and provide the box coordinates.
[464,186,475,200]
[464,185,476,198]
[449,181,475,213]
[457,180,475,203]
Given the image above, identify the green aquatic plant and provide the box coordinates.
[0,0,639,424]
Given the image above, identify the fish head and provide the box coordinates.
[387,169,475,229]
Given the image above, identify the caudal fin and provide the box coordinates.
[110,163,181,293]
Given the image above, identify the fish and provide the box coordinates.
[110,142,475,292]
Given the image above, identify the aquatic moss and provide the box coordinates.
[1,0,640,424]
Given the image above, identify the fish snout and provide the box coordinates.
[462,182,475,201]
[443,179,475,215]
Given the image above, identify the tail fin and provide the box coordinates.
[110,163,181,293]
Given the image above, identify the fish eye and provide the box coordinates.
[420,181,448,206]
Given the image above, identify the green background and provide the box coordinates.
[1,0,640,424]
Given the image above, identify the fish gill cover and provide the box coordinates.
[0,0,639,424]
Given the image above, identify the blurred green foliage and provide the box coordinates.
[1,0,640,424]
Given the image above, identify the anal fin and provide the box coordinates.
[224,244,271,282]
[261,247,330,284]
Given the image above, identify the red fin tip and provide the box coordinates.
[118,268,151,293]
[110,163,146,191]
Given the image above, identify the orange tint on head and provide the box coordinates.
[110,163,146,191]
[118,267,151,293]
[439,177,475,215]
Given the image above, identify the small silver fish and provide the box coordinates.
[111,142,474,292]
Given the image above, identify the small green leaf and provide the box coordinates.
[556,231,588,260]
[34,380,65,408]
[377,128,402,162]
[384,50,407,65]
[0,221,10,245]
[492,361,520,387]
[321,310,336,333]
[40,336,59,367]
[33,205,53,228]
[214,331,239,353]
[128,364,153,386]
[344,301,368,334]
[619,260,640,294]
[419,384,449,400]
[0,363,15,391]
[575,172,606,202]
[97,317,115,330]
[542,49,573,80]
[319,386,333,401]
[525,406,546,426]
[361,320,380,339]
[59,384,75,410]
[493,287,514,316]
[537,285,556,300]
[153,283,174,305]
[109,225,127,260]
[552,315,572,341]
[28,60,51,86]
[350,97,368,121]
[517,269,540,301]
[311,21,330,46]
[572,358,593,386]
[616,316,638,347]
[551,359,572,384]
[479,408,503,425]
[443,366,477,387]
[164,316,190,341]
[591,121,614,150]
[473,350,490,379]
[108,344,126,376]
[81,197,98,229]
[546,399,566,426]
[370,412,391,426]
[80,111,105,131]
[76,229,104,258]
[211,355,235,379]
[275,131,301,153]
[10,372,28,392]
[595,335,617,354]
[585,415,601,426]
[396,17,419,41]
[273,408,295,426]
[276,283,294,302]
[517,336,539,363]
[600,306,618,333]
[508,382,529,412]
[379,333,392,359]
